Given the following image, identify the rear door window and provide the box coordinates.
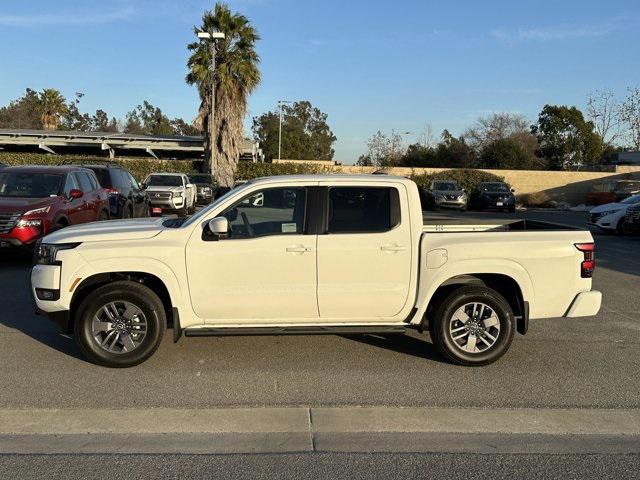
[90,168,111,188]
[75,172,94,192]
[327,187,400,233]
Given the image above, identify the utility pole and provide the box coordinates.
[278,100,293,160]
[197,31,225,174]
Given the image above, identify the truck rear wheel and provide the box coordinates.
[74,281,166,368]
[429,285,515,366]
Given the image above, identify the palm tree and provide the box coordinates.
[187,3,260,187]
[38,89,68,130]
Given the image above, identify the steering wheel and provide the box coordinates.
[241,212,255,237]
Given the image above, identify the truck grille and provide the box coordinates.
[0,213,21,233]
[150,192,172,201]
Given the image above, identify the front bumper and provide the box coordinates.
[565,291,602,317]
[30,264,71,333]
[435,198,467,209]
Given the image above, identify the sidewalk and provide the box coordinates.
[2,406,639,454]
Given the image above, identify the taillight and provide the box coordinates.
[105,188,119,195]
[575,243,595,278]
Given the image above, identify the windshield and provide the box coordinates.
[434,182,458,191]
[146,175,183,187]
[0,172,63,198]
[481,183,510,192]
[621,194,640,204]
[180,182,254,228]
[189,174,214,184]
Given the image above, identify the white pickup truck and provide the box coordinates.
[31,175,601,368]
[143,173,196,216]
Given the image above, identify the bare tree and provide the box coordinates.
[586,89,620,145]
[418,123,437,148]
[463,112,530,153]
[360,130,404,167]
[619,87,640,149]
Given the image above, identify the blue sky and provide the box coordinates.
[1,0,638,163]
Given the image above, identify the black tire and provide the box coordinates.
[508,206,516,213]
[616,217,632,235]
[429,285,515,366]
[122,204,133,219]
[74,281,166,367]
[98,210,109,222]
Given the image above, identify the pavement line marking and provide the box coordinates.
[1,407,639,436]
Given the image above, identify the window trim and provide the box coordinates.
[215,186,309,241]
[324,185,402,235]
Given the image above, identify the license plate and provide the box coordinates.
[152,207,163,214]
[496,202,504,206]
[0,241,10,248]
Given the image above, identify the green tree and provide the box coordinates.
[61,92,91,131]
[0,88,42,129]
[479,138,545,170]
[123,101,174,136]
[434,130,477,168]
[252,101,336,161]
[532,105,604,170]
[38,88,68,130]
[187,3,261,187]
[401,143,438,167]
[91,109,119,132]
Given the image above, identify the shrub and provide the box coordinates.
[0,152,336,182]
[521,191,552,208]
[409,169,507,195]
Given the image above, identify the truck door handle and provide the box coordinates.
[286,246,312,253]
[380,244,406,252]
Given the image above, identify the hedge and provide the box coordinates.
[0,153,506,194]
[0,152,335,182]
[409,169,507,194]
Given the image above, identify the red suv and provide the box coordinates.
[0,165,109,250]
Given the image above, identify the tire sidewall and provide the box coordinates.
[433,289,515,366]
[75,284,165,367]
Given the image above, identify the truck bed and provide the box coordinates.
[423,219,580,233]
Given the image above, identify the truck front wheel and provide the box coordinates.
[74,281,166,368]
[429,285,515,366]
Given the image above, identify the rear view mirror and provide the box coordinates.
[208,217,229,235]
[69,189,83,199]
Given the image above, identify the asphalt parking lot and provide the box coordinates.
[0,208,638,411]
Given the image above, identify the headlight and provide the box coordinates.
[23,206,51,216]
[598,210,618,218]
[17,219,42,228]
[458,194,467,200]
[173,191,183,198]
[34,242,81,265]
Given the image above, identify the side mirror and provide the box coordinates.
[140,183,148,190]
[69,189,84,199]
[186,183,193,189]
[208,216,229,235]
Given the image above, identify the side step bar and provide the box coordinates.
[184,325,407,337]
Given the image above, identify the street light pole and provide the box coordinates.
[197,31,225,174]
[278,100,293,161]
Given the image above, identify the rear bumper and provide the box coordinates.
[565,291,602,318]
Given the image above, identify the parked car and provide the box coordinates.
[588,194,640,234]
[31,174,601,368]
[424,180,467,211]
[471,182,516,212]
[143,173,196,216]
[586,180,640,206]
[188,173,217,206]
[623,203,640,234]
[0,165,109,250]
[78,163,150,219]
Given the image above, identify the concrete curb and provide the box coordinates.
[1,407,639,454]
